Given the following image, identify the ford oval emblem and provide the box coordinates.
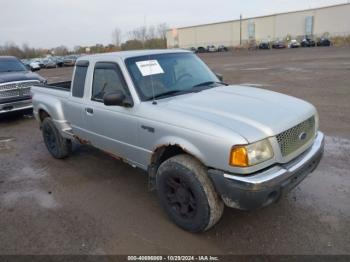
[299,132,307,141]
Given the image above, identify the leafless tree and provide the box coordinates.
[147,25,156,40]
[53,45,69,56]
[74,45,82,53]
[129,26,147,43]
[157,23,168,39]
[0,42,24,58]
[121,22,168,50]
[112,28,122,47]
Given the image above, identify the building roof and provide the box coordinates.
[168,3,350,31]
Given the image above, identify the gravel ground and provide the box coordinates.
[0,46,349,255]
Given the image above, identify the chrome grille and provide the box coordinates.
[0,81,39,99]
[276,117,315,157]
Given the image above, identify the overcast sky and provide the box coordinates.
[0,0,347,49]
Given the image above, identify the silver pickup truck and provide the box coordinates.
[31,49,324,232]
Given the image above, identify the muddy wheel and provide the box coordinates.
[42,118,71,159]
[156,154,224,232]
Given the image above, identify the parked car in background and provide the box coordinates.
[272,41,287,49]
[301,38,316,47]
[259,41,270,49]
[63,55,78,66]
[42,58,57,69]
[217,45,228,52]
[31,49,324,232]
[52,56,64,67]
[317,37,331,47]
[32,58,45,69]
[29,60,41,71]
[21,59,30,66]
[196,46,207,53]
[0,56,45,115]
[21,59,41,71]
[207,45,218,52]
[188,47,197,53]
[289,40,301,48]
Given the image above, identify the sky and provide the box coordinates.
[0,0,347,49]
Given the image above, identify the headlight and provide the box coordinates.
[315,112,319,134]
[230,139,274,167]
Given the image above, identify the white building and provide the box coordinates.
[166,3,350,48]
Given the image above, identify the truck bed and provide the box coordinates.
[35,81,71,91]
[31,81,71,100]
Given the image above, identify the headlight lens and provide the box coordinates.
[230,139,274,167]
[315,112,319,134]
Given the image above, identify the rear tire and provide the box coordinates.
[156,154,224,232]
[42,118,71,159]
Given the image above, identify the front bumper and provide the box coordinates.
[208,131,325,210]
[0,99,33,114]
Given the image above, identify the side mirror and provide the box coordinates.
[103,91,133,107]
[215,73,223,82]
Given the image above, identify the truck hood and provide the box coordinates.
[158,85,316,142]
[0,71,45,84]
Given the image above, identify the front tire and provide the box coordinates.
[156,154,224,232]
[42,118,71,159]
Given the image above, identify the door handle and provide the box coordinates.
[85,108,94,114]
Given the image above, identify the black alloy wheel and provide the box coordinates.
[164,174,197,219]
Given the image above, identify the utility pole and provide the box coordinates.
[240,14,242,46]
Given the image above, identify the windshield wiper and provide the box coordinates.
[193,81,228,88]
[146,87,206,101]
[146,82,228,101]
[148,90,188,100]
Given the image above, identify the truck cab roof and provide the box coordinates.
[0,56,19,61]
[77,49,190,62]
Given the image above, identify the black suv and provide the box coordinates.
[196,47,207,53]
[0,56,45,115]
[301,38,316,47]
[317,38,332,47]
[259,42,270,49]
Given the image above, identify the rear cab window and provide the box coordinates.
[72,60,89,98]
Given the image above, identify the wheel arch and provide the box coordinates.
[38,108,51,122]
[149,137,207,177]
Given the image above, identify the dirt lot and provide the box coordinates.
[0,47,349,255]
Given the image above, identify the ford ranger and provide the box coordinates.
[31,50,324,232]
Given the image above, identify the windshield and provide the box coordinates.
[125,52,220,101]
[0,58,27,73]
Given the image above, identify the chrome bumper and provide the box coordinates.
[0,99,33,114]
[208,131,325,210]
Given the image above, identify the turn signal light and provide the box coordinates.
[230,146,248,167]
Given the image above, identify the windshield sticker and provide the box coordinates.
[136,60,164,77]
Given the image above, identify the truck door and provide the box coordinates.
[64,60,91,140]
[83,62,141,166]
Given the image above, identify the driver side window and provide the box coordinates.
[92,62,129,102]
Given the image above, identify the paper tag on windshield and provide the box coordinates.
[136,60,164,77]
